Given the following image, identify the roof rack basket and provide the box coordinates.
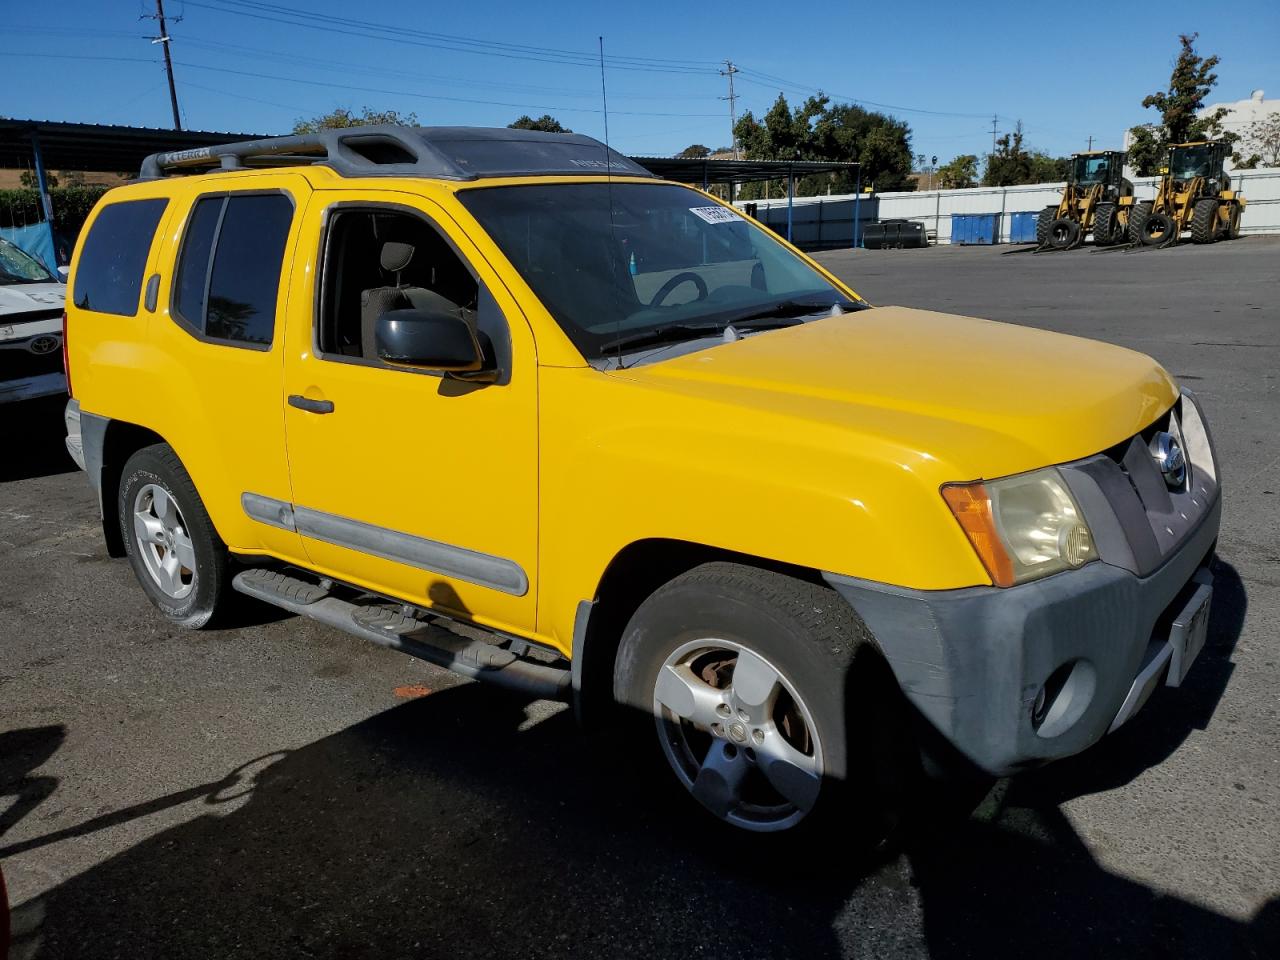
[139,124,655,182]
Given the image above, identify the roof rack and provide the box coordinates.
[138,124,657,182]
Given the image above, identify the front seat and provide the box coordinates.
[360,241,431,361]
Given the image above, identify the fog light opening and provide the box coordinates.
[1031,659,1097,739]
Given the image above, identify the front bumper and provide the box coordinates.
[825,494,1219,775]
[825,391,1222,776]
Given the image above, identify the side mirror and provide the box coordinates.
[57,265,70,282]
[375,308,490,377]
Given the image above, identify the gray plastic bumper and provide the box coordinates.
[824,495,1220,776]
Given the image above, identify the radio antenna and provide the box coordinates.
[599,35,625,370]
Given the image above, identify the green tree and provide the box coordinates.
[677,143,711,158]
[18,170,58,189]
[293,106,419,134]
[1242,114,1280,167]
[935,154,978,189]
[1127,33,1235,175]
[982,122,1067,185]
[732,93,914,198]
[508,114,572,133]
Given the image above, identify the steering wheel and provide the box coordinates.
[649,271,709,308]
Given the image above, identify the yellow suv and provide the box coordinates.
[63,125,1221,836]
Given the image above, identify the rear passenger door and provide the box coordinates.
[280,191,538,636]
[147,176,312,562]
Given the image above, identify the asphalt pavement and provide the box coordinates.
[2,238,1278,958]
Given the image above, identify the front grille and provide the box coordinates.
[0,349,63,381]
[1,308,64,325]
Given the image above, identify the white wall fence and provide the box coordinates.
[740,167,1280,247]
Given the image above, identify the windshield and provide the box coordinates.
[0,236,57,285]
[1170,145,1213,180]
[458,182,858,359]
[1072,156,1110,185]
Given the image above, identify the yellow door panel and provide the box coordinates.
[281,190,539,635]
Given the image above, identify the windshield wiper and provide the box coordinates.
[726,298,863,327]
[598,323,724,355]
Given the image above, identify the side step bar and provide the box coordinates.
[232,568,571,701]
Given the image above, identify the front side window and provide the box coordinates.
[318,206,511,377]
[73,198,168,315]
[172,192,294,347]
[458,182,856,360]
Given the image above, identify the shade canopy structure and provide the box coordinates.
[0,119,266,173]
[632,156,860,187]
[1,120,865,249]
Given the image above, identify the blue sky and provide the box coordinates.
[9,0,1279,166]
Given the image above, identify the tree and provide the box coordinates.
[677,144,711,159]
[1242,114,1280,167]
[293,106,419,134]
[508,114,572,133]
[982,122,1068,185]
[936,154,978,189]
[732,93,914,198]
[1127,33,1235,175]
[18,170,58,189]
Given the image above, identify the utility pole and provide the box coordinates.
[990,114,1000,156]
[1087,135,1094,151]
[720,60,740,159]
[146,0,183,130]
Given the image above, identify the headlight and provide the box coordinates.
[942,468,1097,587]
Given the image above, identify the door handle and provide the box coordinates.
[288,394,334,414]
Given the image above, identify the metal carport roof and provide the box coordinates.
[0,119,266,173]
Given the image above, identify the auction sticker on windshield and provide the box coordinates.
[689,206,742,225]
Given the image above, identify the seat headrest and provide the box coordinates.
[381,241,414,273]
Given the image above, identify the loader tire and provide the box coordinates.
[1047,218,1081,250]
[1035,206,1057,246]
[1190,198,1219,244]
[1093,202,1118,246]
[1139,211,1175,246]
[1128,201,1153,245]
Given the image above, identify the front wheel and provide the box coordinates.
[613,562,908,840]
[1092,202,1118,246]
[119,443,231,629]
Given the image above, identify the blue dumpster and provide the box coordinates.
[1009,211,1040,243]
[951,213,999,245]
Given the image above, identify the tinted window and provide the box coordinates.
[173,196,221,329]
[171,193,293,347]
[73,198,168,315]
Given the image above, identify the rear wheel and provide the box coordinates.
[1190,197,1219,244]
[1139,210,1175,246]
[1047,218,1081,250]
[119,444,230,629]
[613,562,909,842]
[1092,202,1118,246]
[1128,200,1153,244]
[1035,206,1057,246]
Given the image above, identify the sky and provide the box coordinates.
[8,0,1279,168]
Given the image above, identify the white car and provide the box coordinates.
[0,236,67,403]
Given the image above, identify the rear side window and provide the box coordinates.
[73,198,168,316]
[172,192,294,347]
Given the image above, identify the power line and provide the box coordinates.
[734,67,998,120]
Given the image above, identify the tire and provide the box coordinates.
[1190,197,1219,244]
[1128,200,1153,244]
[1139,210,1175,246]
[1092,202,1118,246]
[1035,206,1057,246]
[1229,203,1242,239]
[118,443,230,629]
[1046,217,1081,250]
[613,562,912,842]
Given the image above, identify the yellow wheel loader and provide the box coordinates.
[1036,151,1134,250]
[1129,141,1246,247]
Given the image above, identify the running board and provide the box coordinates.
[232,568,571,701]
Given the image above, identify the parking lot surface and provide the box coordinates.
[2,240,1278,958]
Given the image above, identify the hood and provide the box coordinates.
[0,281,66,319]
[617,305,1178,480]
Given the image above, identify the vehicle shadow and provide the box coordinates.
[8,677,1275,960]
[0,396,74,484]
[0,726,65,839]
